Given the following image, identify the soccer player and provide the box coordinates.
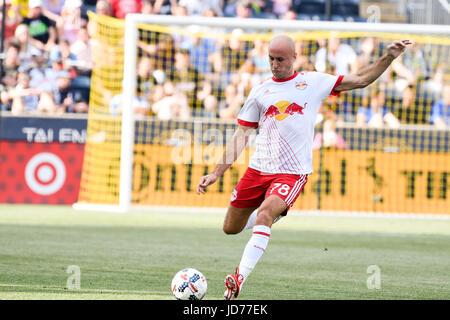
[196,35,411,300]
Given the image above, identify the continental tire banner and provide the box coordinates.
[121,145,448,215]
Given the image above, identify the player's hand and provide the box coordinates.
[386,39,413,59]
[196,173,219,195]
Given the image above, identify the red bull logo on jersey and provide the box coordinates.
[264,100,306,121]
[295,81,308,90]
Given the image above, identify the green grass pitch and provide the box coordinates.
[0,204,449,300]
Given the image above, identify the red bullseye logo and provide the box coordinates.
[25,153,66,195]
[34,162,57,185]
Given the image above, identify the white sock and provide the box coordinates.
[243,210,258,231]
[238,225,271,285]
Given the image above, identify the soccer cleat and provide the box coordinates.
[223,267,243,300]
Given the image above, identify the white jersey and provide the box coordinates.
[237,71,343,175]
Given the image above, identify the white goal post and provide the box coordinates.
[73,13,450,214]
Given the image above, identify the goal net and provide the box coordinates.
[74,12,450,215]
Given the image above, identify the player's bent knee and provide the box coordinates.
[222,206,255,235]
[255,208,273,226]
[222,224,242,235]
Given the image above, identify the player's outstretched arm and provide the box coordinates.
[196,125,255,195]
[334,39,413,92]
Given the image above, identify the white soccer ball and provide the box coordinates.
[171,268,207,300]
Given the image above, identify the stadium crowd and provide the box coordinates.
[0,0,448,131]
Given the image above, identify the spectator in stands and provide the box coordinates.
[95,0,113,16]
[135,56,154,104]
[202,94,219,118]
[293,41,314,72]
[8,1,27,18]
[109,92,150,118]
[356,37,379,68]
[324,93,354,123]
[397,42,429,86]
[281,9,297,20]
[223,0,239,17]
[49,39,78,75]
[138,29,175,73]
[171,3,188,16]
[22,0,57,52]
[28,48,54,91]
[70,26,93,75]
[227,0,254,19]
[356,37,391,84]
[13,24,41,69]
[1,42,21,95]
[8,71,42,114]
[42,0,65,16]
[270,8,296,33]
[356,89,400,128]
[395,85,424,125]
[315,35,358,75]
[253,0,275,18]
[181,25,217,75]
[205,1,224,16]
[232,58,255,98]
[152,69,167,86]
[152,0,177,15]
[294,54,314,73]
[168,4,191,49]
[225,0,273,19]
[390,58,416,92]
[107,0,142,19]
[389,45,425,95]
[168,49,203,110]
[315,104,325,125]
[197,80,218,118]
[177,0,223,16]
[38,69,88,113]
[151,81,191,120]
[200,8,226,40]
[141,0,154,14]
[313,111,347,150]
[25,52,64,97]
[248,39,271,80]
[272,0,292,18]
[150,82,165,107]
[0,44,20,111]
[425,61,446,96]
[218,83,244,120]
[202,6,220,18]
[389,42,428,94]
[0,1,22,47]
[430,84,450,129]
[210,28,252,85]
[56,0,85,45]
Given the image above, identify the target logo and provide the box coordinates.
[25,153,66,195]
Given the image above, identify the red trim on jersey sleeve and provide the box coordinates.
[237,119,259,128]
[330,75,344,96]
[272,72,298,82]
